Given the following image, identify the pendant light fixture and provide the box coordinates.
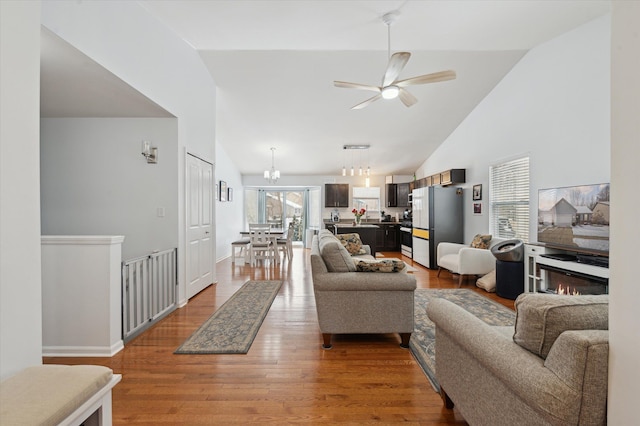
[264,147,280,184]
[342,144,371,179]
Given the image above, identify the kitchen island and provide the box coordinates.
[325,223,380,257]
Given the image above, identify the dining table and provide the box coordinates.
[240,229,284,264]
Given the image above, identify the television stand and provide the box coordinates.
[540,253,578,261]
[576,254,609,268]
[524,244,609,293]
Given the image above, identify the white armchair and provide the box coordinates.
[437,237,505,286]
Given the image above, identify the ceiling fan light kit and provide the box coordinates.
[381,85,399,99]
[334,10,456,110]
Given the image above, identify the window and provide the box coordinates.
[244,188,321,242]
[352,186,380,217]
[489,156,530,242]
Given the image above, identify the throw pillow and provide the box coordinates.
[336,233,367,255]
[354,259,406,273]
[476,270,496,292]
[513,293,609,359]
[470,234,492,249]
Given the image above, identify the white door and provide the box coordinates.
[186,154,214,299]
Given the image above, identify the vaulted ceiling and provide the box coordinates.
[41,1,610,176]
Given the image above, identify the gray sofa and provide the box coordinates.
[427,293,609,426]
[310,230,416,349]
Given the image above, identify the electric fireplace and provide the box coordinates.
[537,263,608,295]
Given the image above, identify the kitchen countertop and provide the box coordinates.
[331,223,380,228]
[324,220,401,225]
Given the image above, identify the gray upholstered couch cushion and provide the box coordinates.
[317,230,356,272]
[513,293,608,359]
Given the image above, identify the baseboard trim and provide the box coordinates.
[43,341,124,357]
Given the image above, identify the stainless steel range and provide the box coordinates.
[400,220,413,258]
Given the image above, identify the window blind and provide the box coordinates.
[489,156,530,242]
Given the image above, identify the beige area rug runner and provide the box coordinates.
[175,280,282,354]
[410,289,515,392]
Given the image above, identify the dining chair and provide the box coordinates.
[248,227,274,266]
[276,222,294,262]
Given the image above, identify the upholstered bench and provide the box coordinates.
[231,238,251,264]
[0,364,121,426]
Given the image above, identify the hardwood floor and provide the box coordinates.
[44,246,513,425]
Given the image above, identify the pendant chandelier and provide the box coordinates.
[264,147,280,184]
[342,144,371,186]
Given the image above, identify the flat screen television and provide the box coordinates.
[537,183,610,256]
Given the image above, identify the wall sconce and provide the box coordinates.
[141,140,158,164]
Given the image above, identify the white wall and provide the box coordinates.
[609,2,640,422]
[416,15,611,242]
[41,118,179,260]
[0,0,43,380]
[214,142,244,261]
[41,236,124,356]
[42,1,217,302]
[41,1,216,158]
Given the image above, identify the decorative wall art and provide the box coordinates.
[473,202,482,215]
[219,181,227,202]
[473,184,482,201]
[228,187,233,202]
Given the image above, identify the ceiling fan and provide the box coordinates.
[334,11,456,110]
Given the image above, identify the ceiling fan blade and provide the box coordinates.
[334,81,381,93]
[395,70,457,87]
[351,94,382,110]
[382,52,411,87]
[398,88,418,107]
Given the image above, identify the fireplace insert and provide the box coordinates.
[537,263,608,295]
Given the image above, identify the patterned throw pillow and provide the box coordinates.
[336,233,367,255]
[354,259,406,273]
[470,234,492,249]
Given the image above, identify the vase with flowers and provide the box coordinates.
[352,208,366,225]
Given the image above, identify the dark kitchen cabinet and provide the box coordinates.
[325,183,349,207]
[397,183,410,207]
[386,184,397,207]
[376,224,400,252]
[385,225,400,251]
[440,169,466,186]
[386,183,410,208]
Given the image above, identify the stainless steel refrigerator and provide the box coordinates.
[411,186,463,269]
